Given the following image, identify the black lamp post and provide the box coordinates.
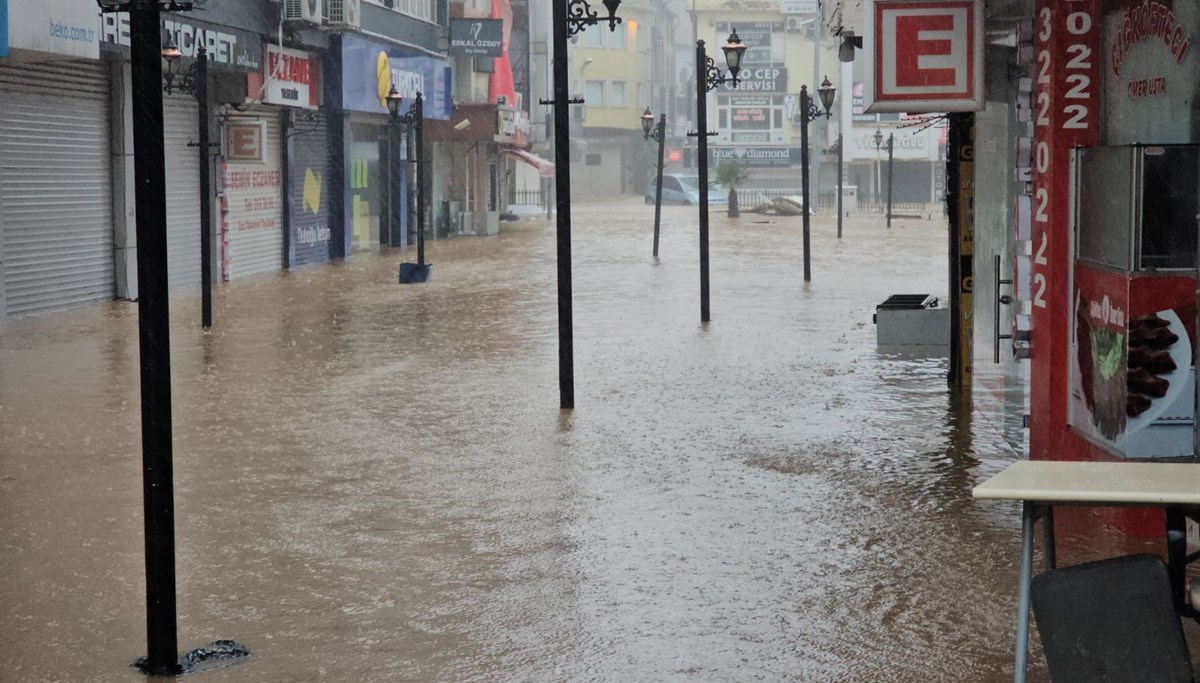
[543,0,623,409]
[161,37,215,329]
[797,76,836,282]
[641,106,667,258]
[827,134,843,239]
[690,29,746,323]
[874,128,895,228]
[387,86,429,282]
[96,0,247,676]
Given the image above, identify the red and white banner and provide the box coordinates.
[863,0,984,112]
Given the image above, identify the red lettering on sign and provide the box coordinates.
[894,15,958,88]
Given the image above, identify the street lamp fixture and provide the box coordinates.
[797,76,836,282]
[160,36,216,329]
[567,0,623,35]
[705,30,747,91]
[689,30,750,322]
[641,107,667,258]
[641,106,657,139]
[386,85,428,280]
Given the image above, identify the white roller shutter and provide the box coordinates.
[221,107,283,281]
[164,95,203,291]
[0,61,114,318]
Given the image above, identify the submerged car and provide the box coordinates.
[645,174,728,206]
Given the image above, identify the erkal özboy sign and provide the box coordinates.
[450,19,503,58]
[863,0,984,112]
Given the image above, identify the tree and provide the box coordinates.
[714,162,750,218]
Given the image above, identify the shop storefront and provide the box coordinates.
[1026,0,1197,532]
[0,1,109,319]
[331,34,450,256]
[101,10,264,292]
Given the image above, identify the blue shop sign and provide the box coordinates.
[339,35,450,120]
[1,0,9,58]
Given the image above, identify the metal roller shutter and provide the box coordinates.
[0,61,114,318]
[164,95,203,291]
[287,112,334,267]
[221,107,283,280]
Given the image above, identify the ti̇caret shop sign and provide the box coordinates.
[338,35,451,120]
[100,12,262,72]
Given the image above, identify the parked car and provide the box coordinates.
[645,174,728,206]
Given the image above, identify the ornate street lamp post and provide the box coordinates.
[387,87,429,282]
[641,106,667,258]
[797,77,836,282]
[542,0,623,409]
[161,37,216,329]
[691,29,747,322]
[874,128,895,228]
[96,0,248,676]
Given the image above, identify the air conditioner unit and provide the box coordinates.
[284,0,321,24]
[325,0,360,28]
[785,16,806,32]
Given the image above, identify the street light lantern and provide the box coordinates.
[386,85,403,118]
[601,0,622,30]
[641,106,655,138]
[161,36,183,85]
[722,29,747,77]
[818,76,836,114]
[874,128,884,148]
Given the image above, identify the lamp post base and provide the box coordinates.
[398,263,432,284]
[133,640,250,676]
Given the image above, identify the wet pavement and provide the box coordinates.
[1,199,1194,681]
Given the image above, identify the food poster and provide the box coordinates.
[1126,274,1196,458]
[1070,264,1131,450]
[1069,264,1197,458]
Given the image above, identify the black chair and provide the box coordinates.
[1031,553,1194,682]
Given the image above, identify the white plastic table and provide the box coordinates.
[973,460,1200,683]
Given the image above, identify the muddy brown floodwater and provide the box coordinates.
[3,199,1195,682]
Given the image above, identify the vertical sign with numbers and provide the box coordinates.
[1029,0,1101,458]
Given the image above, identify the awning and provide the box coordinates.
[504,149,555,178]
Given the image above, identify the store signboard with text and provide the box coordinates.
[862,0,984,112]
[709,146,800,168]
[7,0,98,59]
[338,34,452,120]
[262,45,319,109]
[715,22,780,67]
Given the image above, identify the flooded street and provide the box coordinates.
[0,199,1135,681]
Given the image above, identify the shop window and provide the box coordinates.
[581,29,603,48]
[584,80,605,107]
[611,81,627,108]
[610,25,628,49]
[1076,146,1134,271]
[1139,146,1198,270]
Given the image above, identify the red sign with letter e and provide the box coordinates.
[864,0,984,112]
